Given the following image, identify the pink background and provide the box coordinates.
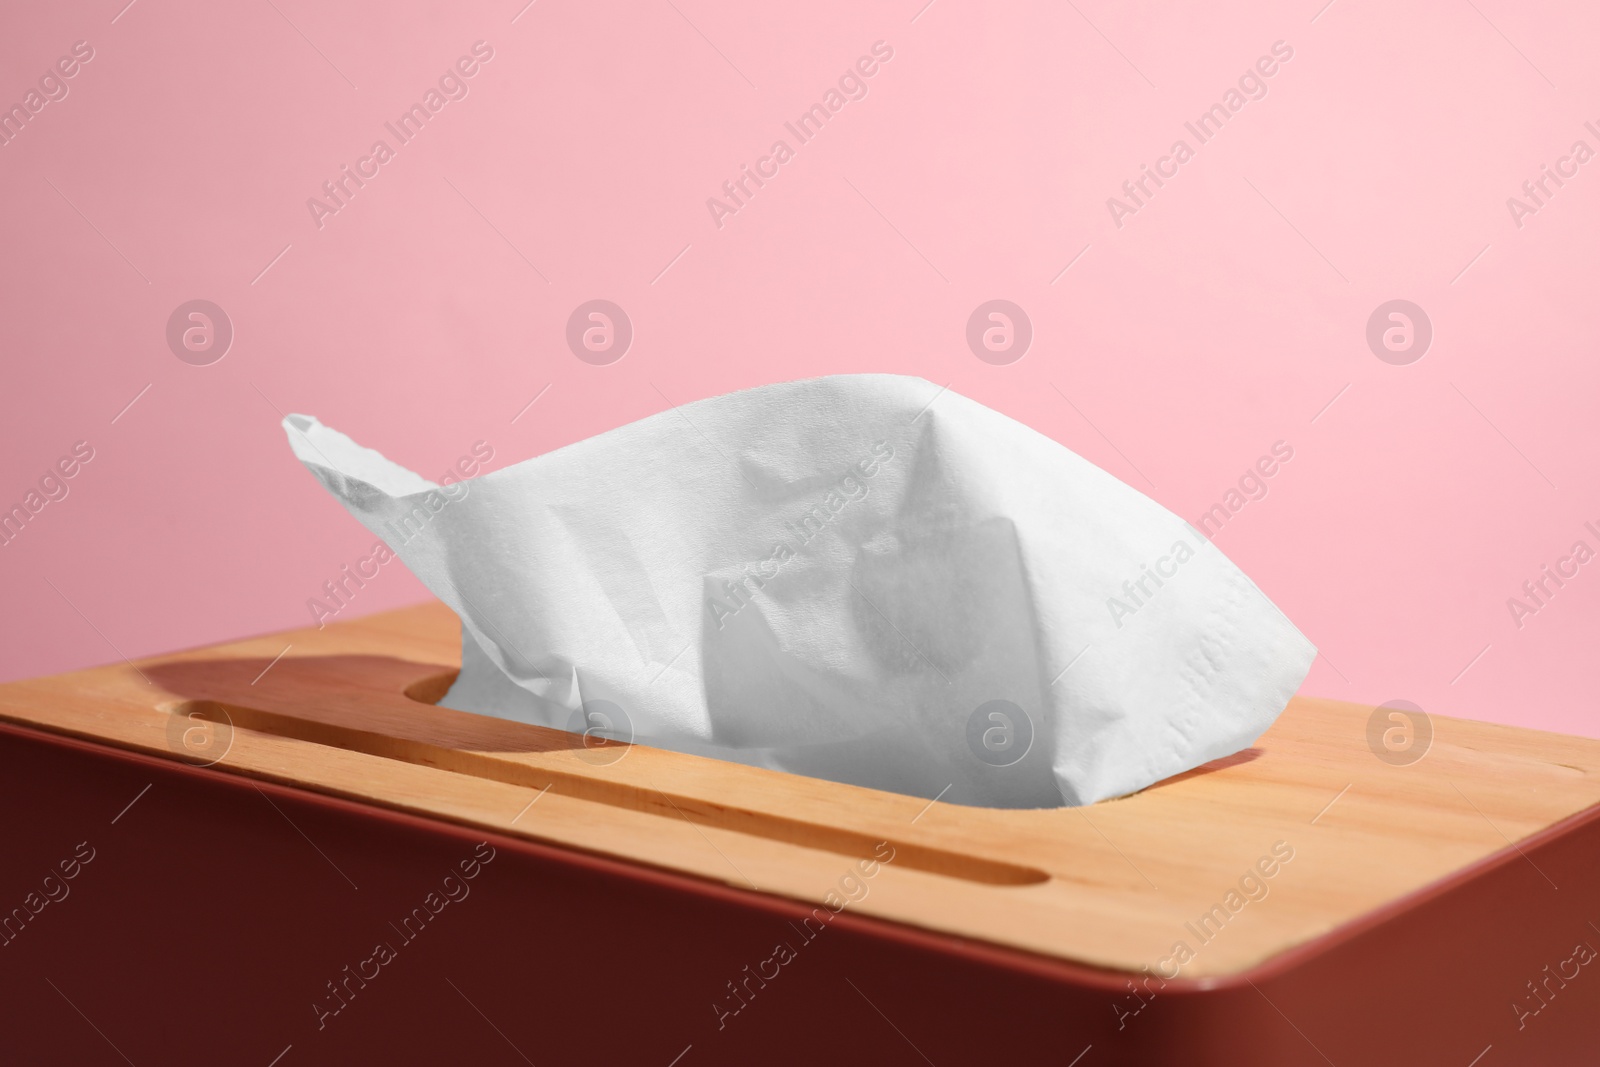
[3,0,1596,740]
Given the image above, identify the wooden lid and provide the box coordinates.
[2,601,1595,978]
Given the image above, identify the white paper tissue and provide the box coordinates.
[284,374,1315,808]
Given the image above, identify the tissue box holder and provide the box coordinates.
[0,601,1596,1066]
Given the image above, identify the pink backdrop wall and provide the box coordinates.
[3,0,1597,740]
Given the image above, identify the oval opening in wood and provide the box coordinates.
[163,697,1051,888]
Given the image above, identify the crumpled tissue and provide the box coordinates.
[284,374,1315,808]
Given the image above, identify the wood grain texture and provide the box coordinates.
[2,601,1595,978]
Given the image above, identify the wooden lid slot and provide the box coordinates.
[162,699,1050,888]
